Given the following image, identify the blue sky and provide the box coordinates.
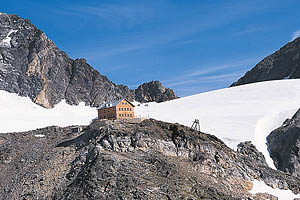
[2,1,300,97]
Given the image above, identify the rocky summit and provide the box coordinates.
[134,80,178,103]
[1,119,300,199]
[0,13,177,108]
[267,109,300,178]
[231,37,300,87]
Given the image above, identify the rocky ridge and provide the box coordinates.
[1,119,300,199]
[267,108,300,178]
[134,80,178,103]
[0,13,177,108]
[231,37,300,86]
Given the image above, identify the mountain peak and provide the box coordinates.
[231,38,300,87]
[0,13,177,108]
[134,80,178,103]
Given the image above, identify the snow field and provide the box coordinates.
[136,80,300,153]
[0,90,97,133]
[135,79,300,199]
[2,79,300,199]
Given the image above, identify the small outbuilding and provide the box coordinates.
[97,98,135,120]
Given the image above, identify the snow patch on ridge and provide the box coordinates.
[250,180,300,199]
[252,109,297,169]
[0,30,17,48]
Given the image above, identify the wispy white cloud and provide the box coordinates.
[234,26,269,37]
[165,58,256,84]
[59,1,268,59]
[166,72,243,87]
[68,3,153,28]
[163,58,258,93]
[165,72,245,97]
[186,59,255,77]
[291,30,300,41]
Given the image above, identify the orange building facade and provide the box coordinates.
[97,99,135,120]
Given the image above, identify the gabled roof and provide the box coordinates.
[97,98,135,109]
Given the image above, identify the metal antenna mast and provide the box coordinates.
[191,119,200,131]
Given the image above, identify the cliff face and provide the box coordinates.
[0,13,177,108]
[267,109,300,178]
[134,80,178,103]
[1,119,299,199]
[231,38,300,87]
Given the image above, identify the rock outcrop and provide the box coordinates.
[0,13,177,108]
[231,37,300,87]
[134,80,178,103]
[267,109,300,178]
[1,119,300,199]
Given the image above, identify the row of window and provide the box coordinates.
[103,108,115,113]
[119,107,132,111]
[99,115,115,119]
[119,113,133,117]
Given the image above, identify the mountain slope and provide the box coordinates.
[231,38,300,86]
[1,120,300,199]
[0,13,177,108]
[135,79,300,169]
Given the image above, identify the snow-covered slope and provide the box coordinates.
[135,79,300,169]
[2,80,300,199]
[2,79,300,168]
[0,90,97,133]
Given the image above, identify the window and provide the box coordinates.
[129,108,132,111]
[130,114,132,117]
[119,114,121,117]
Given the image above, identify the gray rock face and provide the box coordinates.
[231,38,300,87]
[64,58,134,107]
[0,13,177,108]
[1,119,299,199]
[267,109,300,177]
[237,141,268,167]
[134,80,178,103]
